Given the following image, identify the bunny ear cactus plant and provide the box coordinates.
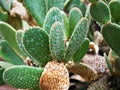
[88,0,120,89]
[0,5,98,89]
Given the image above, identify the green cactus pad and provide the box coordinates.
[0,61,14,69]
[43,7,63,34]
[0,10,8,22]
[0,40,25,65]
[73,38,90,63]
[0,68,4,85]
[45,0,64,11]
[0,21,25,59]
[16,30,27,56]
[85,4,91,26]
[69,7,83,38]
[60,11,69,40]
[90,1,111,24]
[23,0,46,27]
[109,0,120,22]
[88,0,98,3]
[49,22,65,61]
[0,0,12,12]
[65,18,88,62]
[23,27,51,66]
[102,23,120,57]
[3,65,43,89]
[79,1,87,16]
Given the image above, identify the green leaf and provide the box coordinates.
[69,7,83,38]
[43,7,63,34]
[24,0,46,27]
[65,18,88,62]
[45,0,64,11]
[60,11,69,40]
[3,65,43,89]
[23,27,51,66]
[102,23,120,57]
[0,67,4,85]
[0,61,14,69]
[109,0,120,22]
[73,38,90,63]
[0,21,25,59]
[90,1,111,24]
[0,40,25,65]
[104,53,113,75]
[49,22,65,61]
[0,0,12,12]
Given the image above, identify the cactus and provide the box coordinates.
[73,38,90,62]
[45,0,64,11]
[109,0,120,22]
[66,61,97,82]
[60,11,69,40]
[43,7,63,34]
[0,0,12,12]
[23,0,46,27]
[49,22,65,61]
[68,7,83,38]
[23,27,51,66]
[1,1,109,90]
[65,17,88,62]
[90,1,111,24]
[0,21,25,59]
[3,65,43,89]
[0,40,25,65]
[40,61,69,90]
[102,23,120,57]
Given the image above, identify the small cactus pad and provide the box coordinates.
[109,0,120,21]
[0,21,24,58]
[43,7,63,34]
[23,27,51,66]
[60,11,69,40]
[49,22,65,61]
[73,38,90,63]
[65,18,88,62]
[24,0,46,27]
[90,1,111,24]
[69,7,83,38]
[0,40,25,65]
[102,23,120,57]
[66,61,97,82]
[88,0,98,3]
[40,61,69,90]
[45,0,64,11]
[3,65,43,89]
